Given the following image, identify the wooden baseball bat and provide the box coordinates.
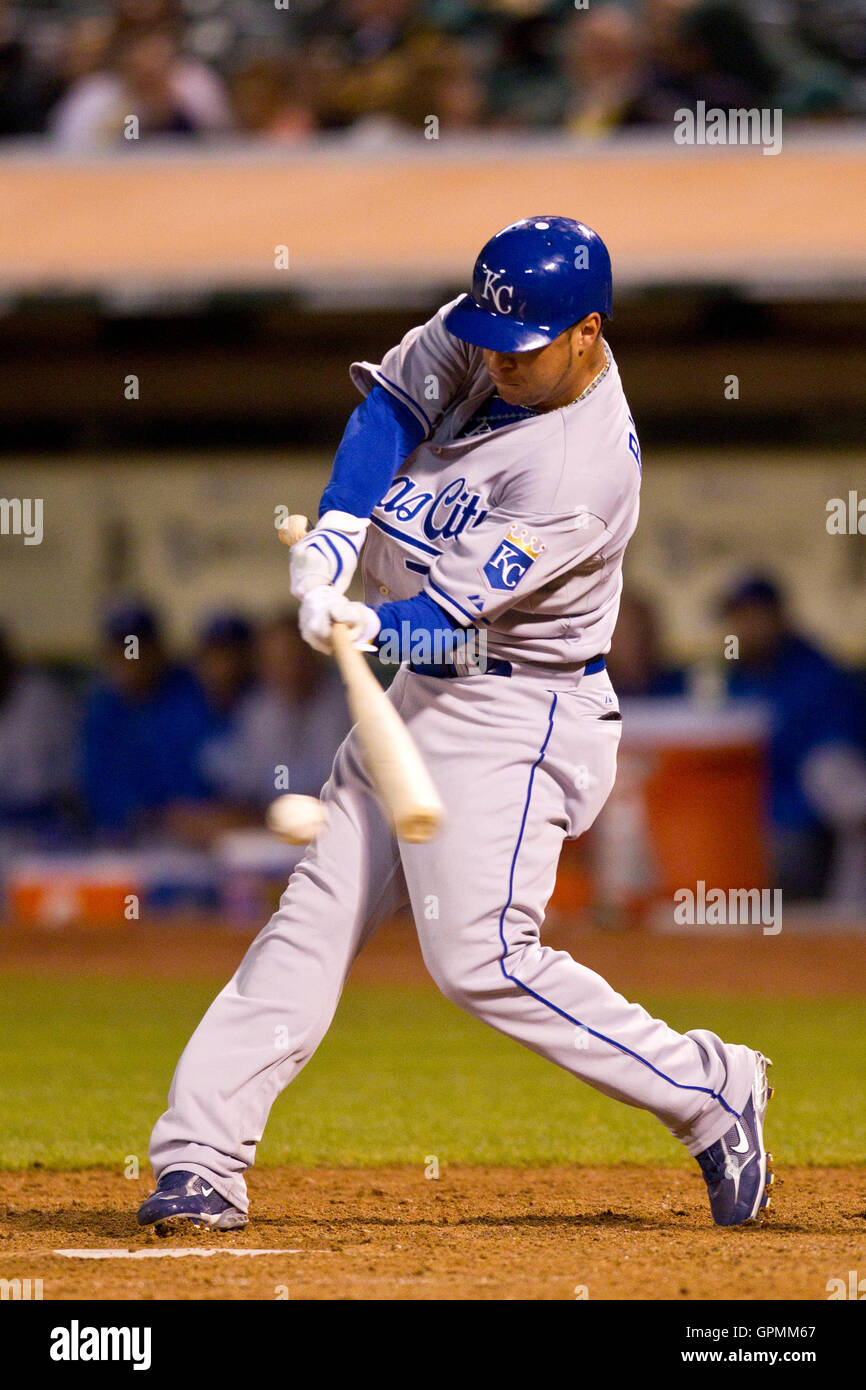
[280,513,444,843]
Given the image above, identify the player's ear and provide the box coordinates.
[578,313,602,346]
[570,314,600,357]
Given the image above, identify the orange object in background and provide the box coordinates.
[550,701,770,926]
[8,860,141,929]
[643,744,769,895]
[549,841,594,916]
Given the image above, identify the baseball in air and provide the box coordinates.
[266,794,327,844]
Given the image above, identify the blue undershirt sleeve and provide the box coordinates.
[318,383,426,520]
[374,592,463,657]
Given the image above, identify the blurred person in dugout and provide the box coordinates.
[49,0,232,147]
[80,601,213,842]
[161,612,263,848]
[720,577,866,907]
[604,590,688,697]
[201,610,349,814]
[193,613,255,737]
[587,590,687,925]
[0,625,78,848]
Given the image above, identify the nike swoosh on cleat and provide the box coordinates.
[729,1122,750,1155]
[200,1185,214,1196]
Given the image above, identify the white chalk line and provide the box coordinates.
[52,1248,326,1260]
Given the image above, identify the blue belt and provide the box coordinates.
[408,654,606,680]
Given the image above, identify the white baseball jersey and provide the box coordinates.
[352,298,642,669]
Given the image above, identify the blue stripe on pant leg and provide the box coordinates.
[496,692,741,1121]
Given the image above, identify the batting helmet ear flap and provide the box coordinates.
[445,216,613,353]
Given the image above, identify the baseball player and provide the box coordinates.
[138,216,773,1233]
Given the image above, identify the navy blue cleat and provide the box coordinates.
[696,1052,775,1227]
[137,1170,247,1232]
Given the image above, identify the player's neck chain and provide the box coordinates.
[535,341,612,415]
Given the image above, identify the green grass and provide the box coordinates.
[0,974,863,1169]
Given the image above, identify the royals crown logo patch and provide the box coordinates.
[483,523,546,592]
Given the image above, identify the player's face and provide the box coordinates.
[481,315,600,411]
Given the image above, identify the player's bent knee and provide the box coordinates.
[421,948,506,1011]
[423,933,554,1012]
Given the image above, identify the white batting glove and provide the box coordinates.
[299,586,381,655]
[289,511,370,598]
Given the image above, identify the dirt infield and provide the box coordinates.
[1,1165,864,1301]
[2,919,864,1300]
[3,915,865,996]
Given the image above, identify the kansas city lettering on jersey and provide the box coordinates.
[483,524,546,591]
[377,475,489,542]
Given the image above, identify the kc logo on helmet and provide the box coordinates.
[483,524,546,591]
[480,270,514,315]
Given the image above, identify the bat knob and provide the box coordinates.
[395,808,444,844]
[278,514,310,548]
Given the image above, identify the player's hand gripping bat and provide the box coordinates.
[279,513,444,844]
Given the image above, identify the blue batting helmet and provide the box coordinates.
[444,215,612,353]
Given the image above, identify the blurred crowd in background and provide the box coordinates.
[0,0,863,146]
[0,602,349,851]
[2,575,865,904]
